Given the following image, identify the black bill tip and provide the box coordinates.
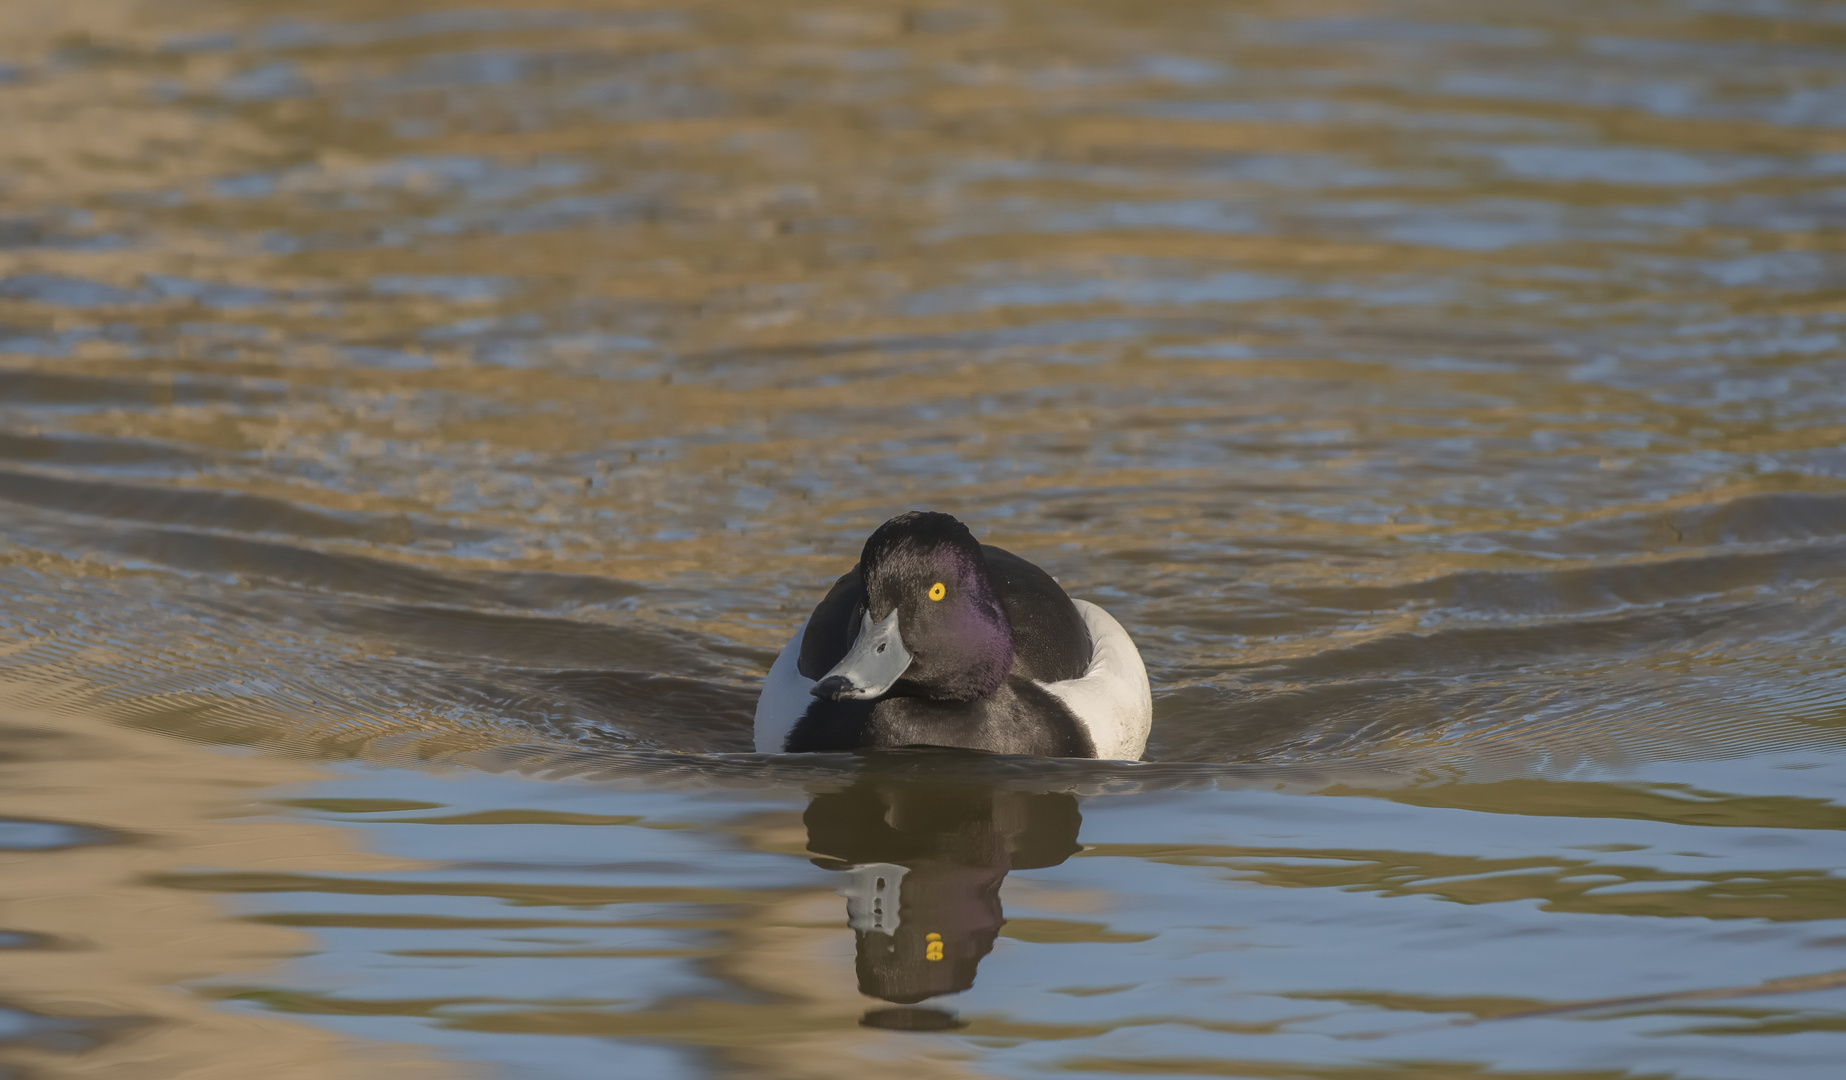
[812,675,856,700]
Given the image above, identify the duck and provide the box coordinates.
[753,511,1151,759]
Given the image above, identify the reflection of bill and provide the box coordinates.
[803,777,1082,1022]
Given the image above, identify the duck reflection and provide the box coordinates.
[802,774,1082,1020]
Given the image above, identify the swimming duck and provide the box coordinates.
[754,511,1151,759]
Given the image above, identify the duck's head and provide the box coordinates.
[813,511,1013,703]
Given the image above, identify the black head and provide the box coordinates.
[859,511,1013,702]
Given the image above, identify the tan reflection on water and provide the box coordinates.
[0,0,1837,587]
[0,686,451,1078]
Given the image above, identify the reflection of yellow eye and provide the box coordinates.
[928,582,946,601]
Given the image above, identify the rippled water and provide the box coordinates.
[2,0,1845,1076]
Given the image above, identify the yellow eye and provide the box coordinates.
[928,582,946,601]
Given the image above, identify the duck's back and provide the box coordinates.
[797,546,1090,684]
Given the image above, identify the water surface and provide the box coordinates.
[1,0,1844,1076]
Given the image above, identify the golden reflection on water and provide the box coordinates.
[0,691,447,1078]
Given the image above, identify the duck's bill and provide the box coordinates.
[812,609,912,700]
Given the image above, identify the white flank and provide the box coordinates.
[1041,599,1152,761]
[752,618,813,753]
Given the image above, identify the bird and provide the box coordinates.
[753,511,1151,759]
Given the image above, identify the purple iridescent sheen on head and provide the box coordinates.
[859,511,1014,701]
